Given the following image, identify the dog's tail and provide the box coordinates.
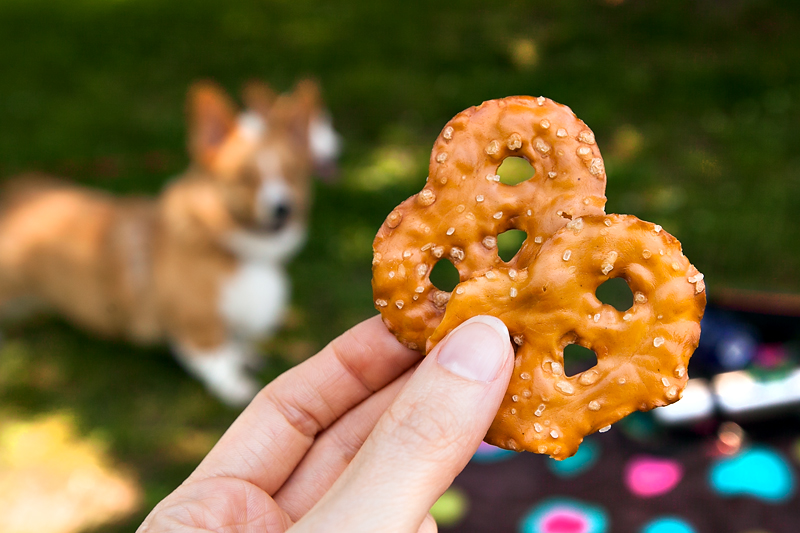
[0,173,73,211]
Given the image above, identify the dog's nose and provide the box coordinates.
[274,202,292,224]
[265,201,293,231]
[256,180,295,231]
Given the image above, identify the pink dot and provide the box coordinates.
[478,441,497,452]
[625,456,683,497]
[755,343,787,368]
[541,509,589,533]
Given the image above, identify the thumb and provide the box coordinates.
[294,315,514,533]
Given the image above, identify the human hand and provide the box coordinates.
[138,315,514,533]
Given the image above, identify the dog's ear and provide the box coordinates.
[242,80,277,119]
[275,81,323,155]
[295,79,341,181]
[292,79,322,114]
[271,79,341,180]
[188,81,238,169]
[271,79,320,146]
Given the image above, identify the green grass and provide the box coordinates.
[0,0,799,529]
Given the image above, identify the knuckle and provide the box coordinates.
[382,396,463,453]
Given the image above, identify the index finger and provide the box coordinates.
[189,315,421,494]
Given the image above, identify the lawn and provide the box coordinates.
[0,0,798,530]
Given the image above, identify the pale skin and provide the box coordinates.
[138,315,514,533]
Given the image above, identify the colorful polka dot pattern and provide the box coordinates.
[466,432,798,531]
[531,445,800,528]
[519,498,608,533]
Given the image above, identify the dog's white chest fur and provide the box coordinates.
[219,262,288,339]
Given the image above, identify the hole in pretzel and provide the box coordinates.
[496,156,534,186]
[497,229,527,262]
[563,343,598,377]
[595,277,634,311]
[429,258,460,292]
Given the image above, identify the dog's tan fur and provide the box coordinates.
[0,80,338,404]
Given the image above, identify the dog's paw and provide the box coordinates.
[210,373,261,407]
[173,341,263,407]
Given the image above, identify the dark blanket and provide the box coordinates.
[440,304,800,533]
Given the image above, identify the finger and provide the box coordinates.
[190,315,421,494]
[137,477,293,533]
[293,316,513,533]
[418,513,438,533]
[274,366,415,520]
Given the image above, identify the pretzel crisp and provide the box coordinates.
[372,96,706,459]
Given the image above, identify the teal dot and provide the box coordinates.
[641,517,696,533]
[709,447,795,502]
[547,440,600,478]
[619,411,659,441]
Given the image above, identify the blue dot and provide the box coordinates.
[641,517,695,533]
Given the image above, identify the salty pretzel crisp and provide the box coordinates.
[372,96,706,459]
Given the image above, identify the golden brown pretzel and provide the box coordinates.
[372,96,608,350]
[427,215,705,459]
[372,96,705,459]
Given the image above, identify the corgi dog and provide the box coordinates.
[0,80,340,405]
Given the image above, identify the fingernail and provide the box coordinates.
[436,316,510,382]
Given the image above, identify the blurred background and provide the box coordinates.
[0,0,799,531]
